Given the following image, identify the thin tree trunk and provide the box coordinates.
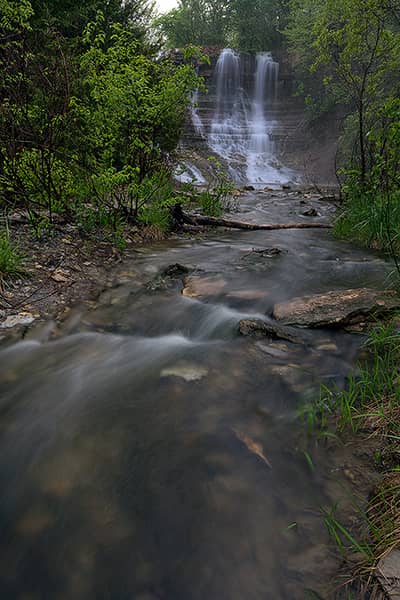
[172,206,332,231]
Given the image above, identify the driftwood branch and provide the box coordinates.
[171,205,332,231]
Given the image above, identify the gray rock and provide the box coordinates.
[162,263,192,277]
[377,549,400,600]
[242,247,286,260]
[302,208,318,217]
[0,313,35,329]
[273,288,400,328]
[238,318,305,344]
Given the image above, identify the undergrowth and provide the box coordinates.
[334,190,400,256]
[301,323,400,597]
[0,225,24,287]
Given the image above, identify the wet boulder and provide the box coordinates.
[302,208,319,217]
[161,263,192,277]
[238,318,305,344]
[273,288,400,328]
[239,247,287,271]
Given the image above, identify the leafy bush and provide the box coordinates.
[198,190,223,217]
[0,2,201,241]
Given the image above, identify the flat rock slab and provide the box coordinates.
[182,275,226,298]
[273,288,400,328]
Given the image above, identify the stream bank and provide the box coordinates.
[0,188,398,599]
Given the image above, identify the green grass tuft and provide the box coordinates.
[0,227,24,285]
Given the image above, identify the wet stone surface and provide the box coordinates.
[273,287,400,328]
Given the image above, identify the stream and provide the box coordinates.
[0,190,392,599]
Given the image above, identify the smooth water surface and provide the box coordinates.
[0,191,391,599]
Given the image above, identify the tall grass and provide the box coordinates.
[302,324,400,434]
[0,226,24,287]
[334,191,400,255]
[301,323,400,595]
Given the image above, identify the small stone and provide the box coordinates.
[316,343,338,352]
[51,268,70,283]
[302,208,318,217]
[161,362,208,382]
[377,549,400,599]
[1,313,35,329]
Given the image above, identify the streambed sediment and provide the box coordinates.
[0,190,394,599]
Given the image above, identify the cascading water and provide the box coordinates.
[246,52,285,185]
[208,48,248,171]
[208,48,247,176]
[191,89,205,138]
[196,49,296,187]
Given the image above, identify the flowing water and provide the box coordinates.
[202,49,295,186]
[0,191,392,599]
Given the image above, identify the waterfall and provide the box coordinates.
[190,89,205,137]
[208,48,249,171]
[189,48,295,187]
[246,52,284,185]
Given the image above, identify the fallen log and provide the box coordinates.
[171,206,332,231]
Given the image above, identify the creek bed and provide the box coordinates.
[0,191,392,599]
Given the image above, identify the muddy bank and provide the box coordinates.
[0,219,178,340]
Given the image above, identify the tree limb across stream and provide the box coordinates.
[174,208,332,231]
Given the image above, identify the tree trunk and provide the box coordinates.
[171,206,332,231]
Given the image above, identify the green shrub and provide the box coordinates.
[198,190,223,217]
[0,228,24,284]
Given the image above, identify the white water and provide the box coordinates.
[174,161,206,185]
[191,89,205,138]
[208,48,248,176]
[197,49,295,187]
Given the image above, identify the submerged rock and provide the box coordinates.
[273,288,400,328]
[238,318,305,344]
[161,263,192,277]
[182,275,226,298]
[241,247,286,260]
[239,247,287,271]
[161,362,208,382]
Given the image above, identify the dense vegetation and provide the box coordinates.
[0,0,201,245]
[2,0,400,256]
[157,0,289,51]
[285,0,400,257]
